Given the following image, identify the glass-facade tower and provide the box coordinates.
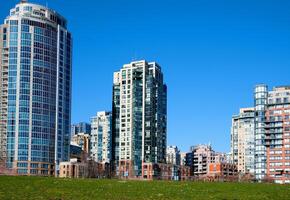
[254,84,268,180]
[112,60,167,177]
[0,1,72,176]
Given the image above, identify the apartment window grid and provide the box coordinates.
[266,91,290,183]
[2,2,72,176]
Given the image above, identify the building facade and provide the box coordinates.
[142,162,191,181]
[264,86,290,184]
[191,144,213,176]
[208,162,238,181]
[69,142,82,161]
[166,145,181,166]
[71,133,90,155]
[59,158,111,178]
[71,122,91,137]
[231,108,255,174]
[180,152,187,166]
[0,0,72,176]
[190,144,226,177]
[252,84,290,183]
[254,84,268,181]
[90,111,112,163]
[112,60,167,178]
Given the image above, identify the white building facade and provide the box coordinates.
[231,108,255,174]
[90,111,112,163]
[166,145,181,166]
[112,60,167,177]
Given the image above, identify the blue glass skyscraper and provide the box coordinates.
[0,0,72,176]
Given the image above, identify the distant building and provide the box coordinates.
[142,162,191,181]
[70,142,82,161]
[231,108,255,174]
[71,133,90,155]
[59,158,110,178]
[90,111,112,163]
[214,152,227,163]
[185,152,193,166]
[166,146,181,166]
[190,144,226,177]
[191,144,214,176]
[59,159,87,178]
[112,60,167,178]
[208,162,238,181]
[226,152,232,164]
[180,152,187,166]
[71,122,91,136]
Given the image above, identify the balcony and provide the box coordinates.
[265,124,283,129]
[265,119,283,123]
[265,130,283,135]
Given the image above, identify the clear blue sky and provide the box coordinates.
[1,0,290,152]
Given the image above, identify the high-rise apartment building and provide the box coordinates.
[71,122,91,136]
[253,85,290,183]
[264,86,290,184]
[90,111,112,163]
[231,108,255,174]
[112,60,167,177]
[166,145,181,166]
[0,0,72,175]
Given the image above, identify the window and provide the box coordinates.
[24,6,32,12]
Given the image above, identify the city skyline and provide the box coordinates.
[1,0,290,153]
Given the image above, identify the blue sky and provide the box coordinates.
[1,0,290,152]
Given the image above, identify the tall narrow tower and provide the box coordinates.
[0,1,72,176]
[254,84,268,180]
[231,108,255,174]
[112,60,167,177]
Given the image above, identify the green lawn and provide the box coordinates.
[0,176,289,200]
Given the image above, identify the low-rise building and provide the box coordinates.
[59,159,111,178]
[141,162,191,181]
[59,159,87,178]
[188,144,227,177]
[208,162,238,181]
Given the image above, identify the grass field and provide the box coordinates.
[0,176,289,200]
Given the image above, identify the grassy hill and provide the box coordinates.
[0,176,289,200]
